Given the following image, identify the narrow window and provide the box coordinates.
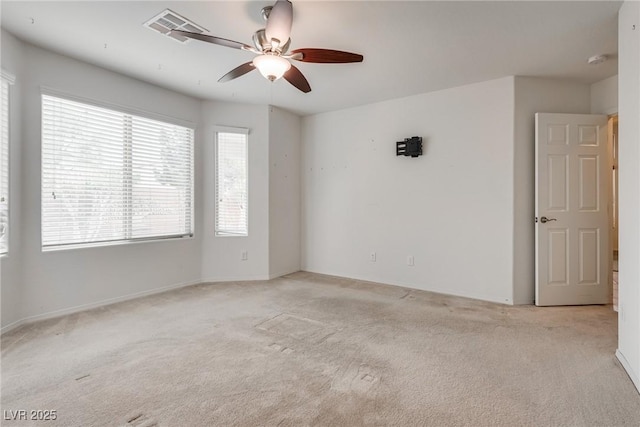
[215,129,248,236]
[41,94,194,249]
[0,71,14,255]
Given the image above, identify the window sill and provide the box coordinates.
[42,234,194,253]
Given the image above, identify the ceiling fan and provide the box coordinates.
[170,0,363,93]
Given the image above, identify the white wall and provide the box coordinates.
[200,101,271,282]
[8,41,204,328]
[512,77,591,304]
[302,77,516,304]
[591,75,619,115]
[1,30,25,328]
[616,0,640,392]
[269,106,301,278]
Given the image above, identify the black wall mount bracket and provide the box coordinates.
[396,136,423,157]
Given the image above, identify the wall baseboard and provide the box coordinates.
[1,279,201,336]
[200,274,272,283]
[302,267,514,305]
[268,269,300,280]
[0,319,26,336]
[616,349,640,394]
[513,297,535,305]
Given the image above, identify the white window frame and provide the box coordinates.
[41,90,195,251]
[214,126,249,237]
[0,70,15,256]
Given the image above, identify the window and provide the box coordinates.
[0,71,14,255]
[42,94,194,249]
[215,129,248,236]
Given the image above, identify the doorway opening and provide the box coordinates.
[608,114,619,312]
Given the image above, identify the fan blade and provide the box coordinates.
[284,65,311,93]
[170,30,252,51]
[218,62,256,83]
[265,0,293,46]
[291,48,363,63]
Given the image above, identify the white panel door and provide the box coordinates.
[535,113,609,306]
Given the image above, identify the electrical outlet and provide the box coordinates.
[241,251,248,261]
[370,252,376,262]
[407,255,414,266]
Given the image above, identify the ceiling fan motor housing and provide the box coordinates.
[253,29,290,54]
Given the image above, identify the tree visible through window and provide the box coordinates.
[41,94,194,249]
[215,129,248,236]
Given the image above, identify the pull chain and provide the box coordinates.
[269,80,274,109]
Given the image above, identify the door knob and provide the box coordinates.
[540,216,557,223]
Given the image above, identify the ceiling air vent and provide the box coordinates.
[144,9,208,43]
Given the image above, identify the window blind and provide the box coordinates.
[42,94,194,249]
[215,130,248,236]
[0,75,11,254]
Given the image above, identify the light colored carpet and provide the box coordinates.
[2,272,639,426]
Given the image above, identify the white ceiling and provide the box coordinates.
[1,1,621,116]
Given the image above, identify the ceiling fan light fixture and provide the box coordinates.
[253,54,291,81]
